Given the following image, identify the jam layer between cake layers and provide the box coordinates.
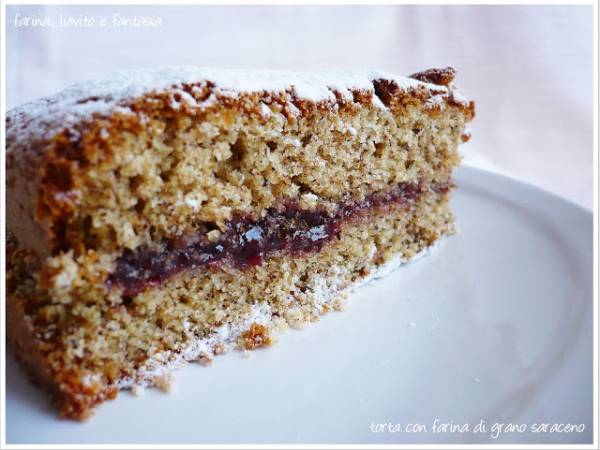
[108,179,453,296]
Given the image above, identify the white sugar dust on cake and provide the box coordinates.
[6,66,474,419]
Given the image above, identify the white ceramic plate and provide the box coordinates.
[5,166,593,445]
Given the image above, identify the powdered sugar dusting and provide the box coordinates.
[424,94,446,109]
[6,67,470,154]
[116,301,273,389]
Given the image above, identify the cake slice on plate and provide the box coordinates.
[6,67,474,419]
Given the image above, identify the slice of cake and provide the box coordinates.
[6,67,474,419]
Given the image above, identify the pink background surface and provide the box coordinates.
[6,5,594,208]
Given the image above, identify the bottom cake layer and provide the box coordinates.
[7,188,454,419]
[116,242,440,392]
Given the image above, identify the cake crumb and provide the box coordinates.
[131,385,145,397]
[154,374,174,393]
[283,308,307,329]
[240,323,271,349]
[195,354,213,366]
[332,294,348,311]
[213,344,224,355]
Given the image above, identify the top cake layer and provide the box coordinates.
[6,67,474,259]
[7,66,469,149]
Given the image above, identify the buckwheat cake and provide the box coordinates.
[6,66,474,419]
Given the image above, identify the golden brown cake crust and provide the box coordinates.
[7,294,118,420]
[6,240,118,419]
[409,67,457,87]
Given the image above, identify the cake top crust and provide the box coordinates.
[6,66,471,153]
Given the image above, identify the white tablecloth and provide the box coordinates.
[6,4,593,208]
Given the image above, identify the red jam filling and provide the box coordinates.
[107,180,452,296]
